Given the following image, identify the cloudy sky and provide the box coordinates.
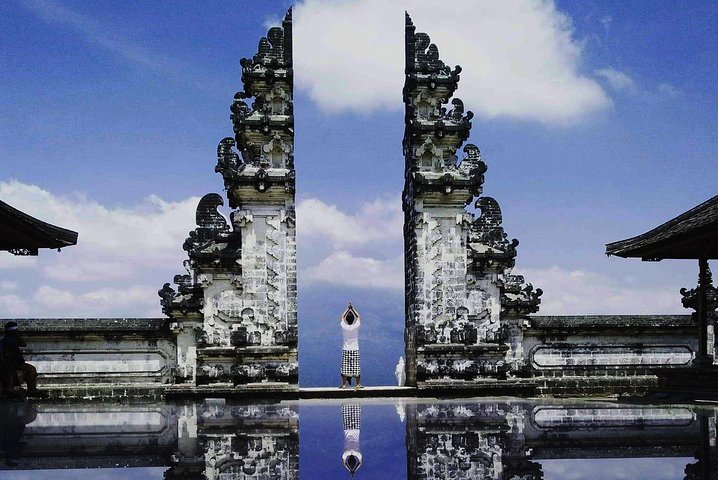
[1,0,716,385]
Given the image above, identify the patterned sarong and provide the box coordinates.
[342,403,362,431]
[341,350,361,377]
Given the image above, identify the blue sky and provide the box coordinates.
[1,1,716,386]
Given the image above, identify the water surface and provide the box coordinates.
[0,397,715,479]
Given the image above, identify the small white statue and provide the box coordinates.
[395,356,406,386]
[395,400,406,423]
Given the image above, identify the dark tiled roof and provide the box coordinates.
[605,194,718,260]
[0,200,78,255]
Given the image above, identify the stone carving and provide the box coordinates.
[469,197,519,273]
[160,8,297,391]
[500,275,542,316]
[681,264,718,312]
[681,264,718,362]
[181,194,241,273]
[403,13,540,387]
[406,402,511,480]
[158,273,204,317]
[218,9,295,207]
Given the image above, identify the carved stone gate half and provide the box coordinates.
[159,10,298,392]
[402,14,541,388]
[157,10,541,392]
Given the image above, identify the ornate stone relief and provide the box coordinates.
[160,9,297,390]
[403,13,540,387]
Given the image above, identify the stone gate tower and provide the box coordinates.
[159,9,297,392]
[403,13,542,388]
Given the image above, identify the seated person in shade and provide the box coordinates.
[339,303,363,389]
[2,323,48,399]
[0,357,16,399]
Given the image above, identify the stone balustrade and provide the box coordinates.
[3,318,175,399]
[0,314,709,399]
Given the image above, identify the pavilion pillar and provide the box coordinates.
[698,257,711,364]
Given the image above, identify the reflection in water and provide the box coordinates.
[0,398,716,479]
[341,403,362,476]
[406,401,717,480]
[0,401,36,467]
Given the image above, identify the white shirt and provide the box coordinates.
[341,318,360,351]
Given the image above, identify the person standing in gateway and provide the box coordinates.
[340,303,363,389]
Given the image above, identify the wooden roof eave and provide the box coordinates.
[0,200,78,253]
[605,194,718,260]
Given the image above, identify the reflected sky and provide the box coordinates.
[300,401,407,479]
[0,397,715,479]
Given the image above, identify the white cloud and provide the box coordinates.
[594,68,635,91]
[33,285,157,316]
[0,183,687,317]
[297,197,403,290]
[516,266,685,315]
[43,261,143,282]
[0,181,198,281]
[293,0,612,124]
[658,82,682,97]
[33,285,76,309]
[298,198,686,315]
[599,16,613,32]
[0,281,17,290]
[303,251,403,289]
[0,294,31,316]
[19,0,174,73]
[0,253,38,270]
[297,197,402,247]
[0,181,198,317]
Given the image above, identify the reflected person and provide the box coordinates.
[341,403,362,476]
[0,401,37,467]
[339,303,363,389]
[2,322,48,398]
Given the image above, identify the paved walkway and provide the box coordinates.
[298,386,415,399]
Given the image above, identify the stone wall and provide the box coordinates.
[522,315,699,396]
[0,314,705,398]
[9,318,175,399]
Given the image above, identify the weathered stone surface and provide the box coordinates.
[12,318,176,390]
[160,9,297,391]
[402,13,540,387]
